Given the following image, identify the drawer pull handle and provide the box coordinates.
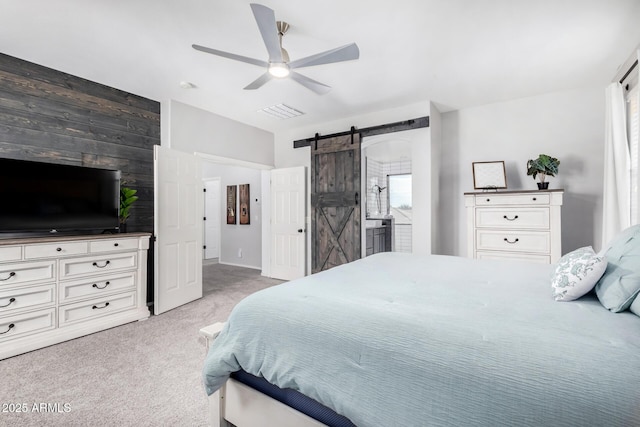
[92,282,110,290]
[92,302,110,310]
[92,261,111,268]
[0,323,15,335]
[0,272,16,281]
[504,238,520,244]
[503,215,519,221]
[114,243,119,247]
[56,247,62,252]
[532,197,537,201]
[486,198,491,202]
[0,297,15,308]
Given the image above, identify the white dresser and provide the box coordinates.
[0,233,150,359]
[465,190,563,264]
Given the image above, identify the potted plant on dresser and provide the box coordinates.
[119,184,138,232]
[526,154,560,190]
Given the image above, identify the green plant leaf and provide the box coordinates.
[526,154,560,180]
[119,185,139,222]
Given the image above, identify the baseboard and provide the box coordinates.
[218,261,261,270]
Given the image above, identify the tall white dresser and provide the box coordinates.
[465,190,563,264]
[0,233,150,359]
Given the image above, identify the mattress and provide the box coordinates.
[232,370,356,427]
[203,252,640,426]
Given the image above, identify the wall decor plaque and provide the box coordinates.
[226,185,237,224]
[239,184,250,225]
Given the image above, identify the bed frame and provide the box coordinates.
[200,323,326,427]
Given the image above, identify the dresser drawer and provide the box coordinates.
[0,308,56,342]
[0,246,22,262]
[476,230,550,254]
[59,272,136,303]
[476,251,551,264]
[59,291,136,326]
[475,194,550,206]
[0,284,55,314]
[90,238,140,254]
[476,208,550,229]
[59,252,138,280]
[24,241,88,259]
[0,261,55,288]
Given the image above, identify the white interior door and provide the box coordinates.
[270,166,306,280]
[154,145,203,315]
[204,178,221,259]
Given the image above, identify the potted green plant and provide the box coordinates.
[119,184,138,232]
[526,154,560,190]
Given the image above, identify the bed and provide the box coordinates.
[202,226,640,427]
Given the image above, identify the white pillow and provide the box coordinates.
[551,246,607,302]
[630,295,640,317]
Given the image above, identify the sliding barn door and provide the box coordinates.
[311,132,361,273]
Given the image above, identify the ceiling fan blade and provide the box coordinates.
[249,3,283,63]
[289,43,359,69]
[192,44,268,67]
[243,72,274,90]
[289,72,331,95]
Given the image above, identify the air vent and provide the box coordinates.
[258,103,305,120]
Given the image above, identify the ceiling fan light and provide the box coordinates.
[268,63,290,78]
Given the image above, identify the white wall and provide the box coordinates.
[168,100,274,166]
[202,161,263,269]
[440,86,605,256]
[164,84,604,273]
[428,103,441,253]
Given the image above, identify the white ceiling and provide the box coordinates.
[2,0,640,134]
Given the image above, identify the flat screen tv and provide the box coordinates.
[0,158,121,237]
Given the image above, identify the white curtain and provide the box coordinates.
[602,82,631,246]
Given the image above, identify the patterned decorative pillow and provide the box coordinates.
[551,247,607,302]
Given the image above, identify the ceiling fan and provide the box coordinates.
[192,3,360,95]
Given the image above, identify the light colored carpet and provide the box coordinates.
[0,263,282,427]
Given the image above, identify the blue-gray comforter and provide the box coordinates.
[203,253,640,426]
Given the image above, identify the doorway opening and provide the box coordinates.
[203,177,221,263]
[362,137,412,256]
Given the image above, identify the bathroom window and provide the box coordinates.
[388,174,412,224]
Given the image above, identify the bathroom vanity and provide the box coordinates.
[365,219,393,256]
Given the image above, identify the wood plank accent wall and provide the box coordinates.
[0,52,160,233]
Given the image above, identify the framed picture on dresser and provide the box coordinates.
[472,161,507,190]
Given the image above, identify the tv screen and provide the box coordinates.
[0,158,121,236]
